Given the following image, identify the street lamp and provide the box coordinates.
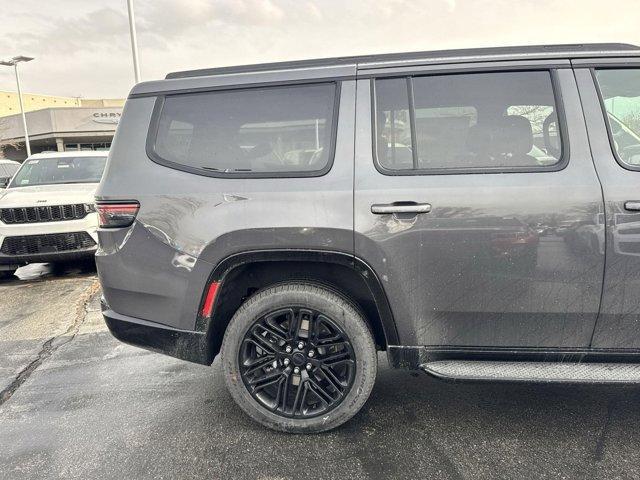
[0,55,34,156]
[126,0,141,83]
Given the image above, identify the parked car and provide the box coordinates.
[97,43,640,433]
[0,151,107,278]
[0,159,20,189]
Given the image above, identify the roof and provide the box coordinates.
[166,43,640,79]
[0,159,20,165]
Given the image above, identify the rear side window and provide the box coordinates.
[594,69,640,169]
[150,83,338,177]
[0,164,19,177]
[7,163,19,175]
[374,71,564,173]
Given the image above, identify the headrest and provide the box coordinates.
[466,115,533,158]
[503,115,533,156]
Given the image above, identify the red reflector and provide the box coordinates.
[201,281,220,317]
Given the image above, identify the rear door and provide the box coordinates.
[354,63,605,348]
[574,60,640,348]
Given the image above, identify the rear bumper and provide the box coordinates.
[101,298,212,365]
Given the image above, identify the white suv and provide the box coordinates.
[0,151,107,278]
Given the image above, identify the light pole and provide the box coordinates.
[0,56,34,156]
[126,0,141,83]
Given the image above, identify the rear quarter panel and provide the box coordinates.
[96,81,356,330]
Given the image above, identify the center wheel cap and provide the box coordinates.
[291,352,306,366]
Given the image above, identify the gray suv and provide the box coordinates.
[96,43,640,432]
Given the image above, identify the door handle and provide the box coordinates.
[371,202,431,215]
[625,201,640,212]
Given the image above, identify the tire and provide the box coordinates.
[51,261,70,276]
[0,269,17,281]
[221,282,377,433]
[78,258,97,273]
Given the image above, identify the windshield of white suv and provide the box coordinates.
[9,156,107,188]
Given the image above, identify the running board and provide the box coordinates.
[420,360,640,384]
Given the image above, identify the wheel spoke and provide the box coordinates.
[307,378,333,404]
[243,337,272,356]
[278,374,290,412]
[255,323,287,344]
[262,316,287,342]
[290,308,313,341]
[288,309,301,340]
[271,376,288,411]
[248,330,277,354]
[309,312,322,343]
[291,381,308,415]
[243,354,275,377]
[250,371,283,392]
[317,340,349,350]
[322,351,352,366]
[319,365,347,393]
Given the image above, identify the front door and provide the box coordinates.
[354,66,605,348]
[575,63,640,349]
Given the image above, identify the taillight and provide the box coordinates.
[96,201,140,228]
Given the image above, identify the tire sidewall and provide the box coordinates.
[221,284,377,433]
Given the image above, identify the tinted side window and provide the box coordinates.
[152,83,337,176]
[594,69,640,168]
[374,78,413,170]
[375,71,563,172]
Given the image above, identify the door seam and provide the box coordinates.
[351,78,358,259]
[571,65,608,348]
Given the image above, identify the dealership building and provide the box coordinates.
[0,92,124,161]
[0,106,123,160]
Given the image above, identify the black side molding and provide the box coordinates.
[388,345,640,370]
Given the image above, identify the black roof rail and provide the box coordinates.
[166,43,640,79]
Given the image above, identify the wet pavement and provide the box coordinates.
[1,265,640,479]
[0,263,98,397]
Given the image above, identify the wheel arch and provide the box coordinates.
[198,250,399,363]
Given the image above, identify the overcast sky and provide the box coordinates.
[0,0,638,99]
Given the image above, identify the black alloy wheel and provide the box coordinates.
[221,282,378,433]
[239,307,356,419]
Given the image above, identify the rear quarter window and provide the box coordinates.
[149,83,339,177]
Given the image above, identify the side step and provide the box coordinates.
[420,360,640,384]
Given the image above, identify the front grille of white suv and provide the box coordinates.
[0,204,89,224]
[0,232,96,256]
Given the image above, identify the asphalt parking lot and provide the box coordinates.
[1,265,640,480]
